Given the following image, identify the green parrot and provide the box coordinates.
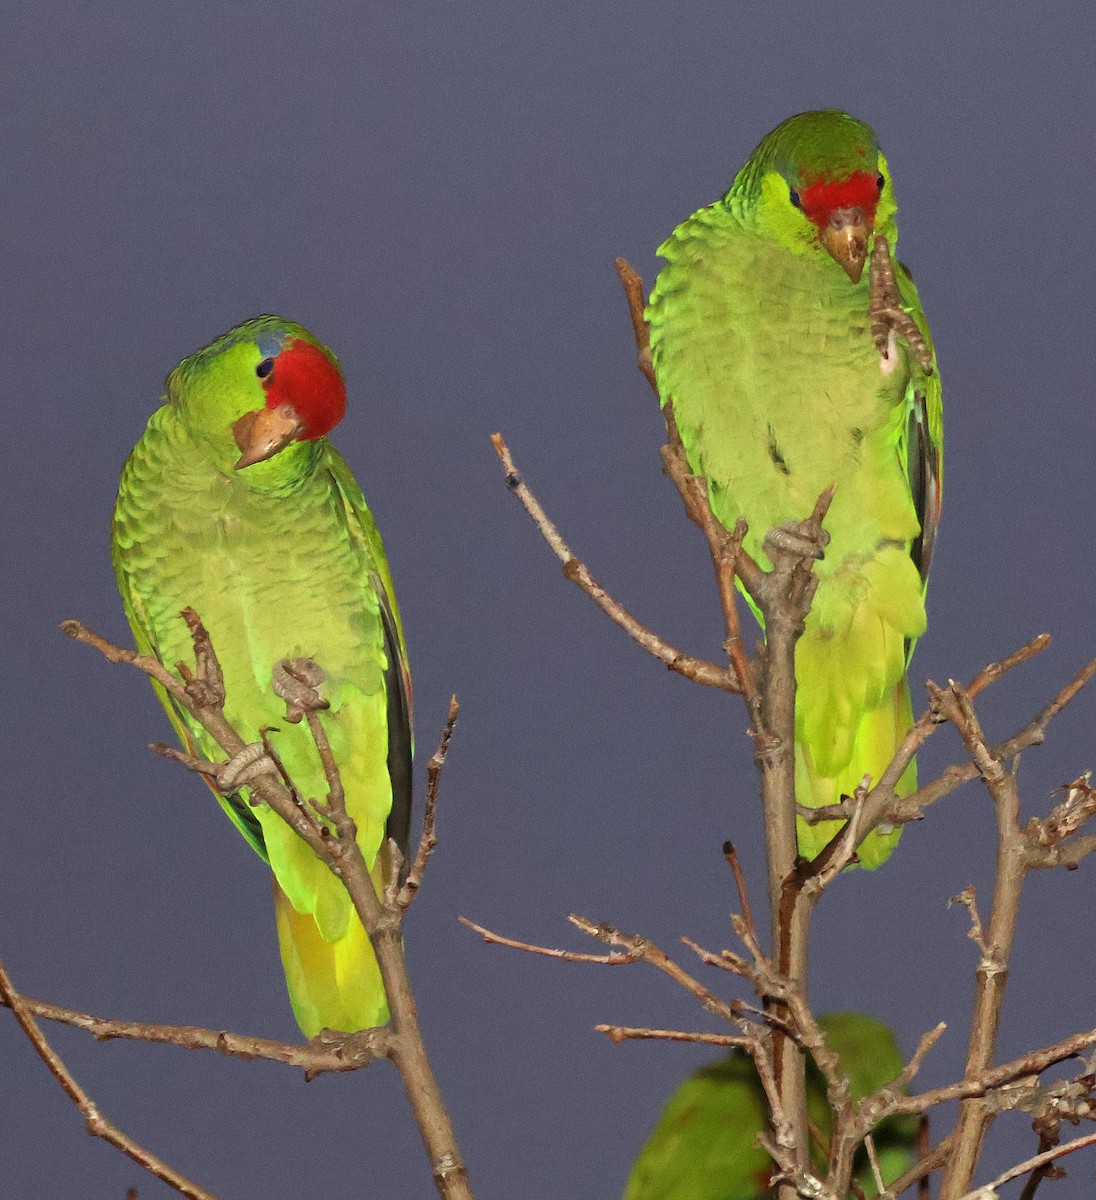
[624,1012,918,1200]
[647,111,941,867]
[111,316,412,1036]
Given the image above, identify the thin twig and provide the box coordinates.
[796,634,1052,839]
[951,1128,1096,1200]
[613,257,657,391]
[878,1133,954,1200]
[0,988,393,1075]
[966,635,1052,698]
[864,1134,887,1196]
[949,886,991,959]
[595,1025,752,1048]
[0,990,390,1074]
[858,649,1096,845]
[892,1023,949,1092]
[619,258,759,701]
[458,917,643,965]
[0,957,218,1200]
[569,916,741,1024]
[401,696,460,910]
[723,841,760,948]
[1017,1132,1061,1200]
[489,433,739,692]
[888,1026,1096,1118]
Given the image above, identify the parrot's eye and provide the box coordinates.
[256,358,275,379]
[789,189,802,209]
[876,174,885,190]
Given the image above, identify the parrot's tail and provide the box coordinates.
[273,876,389,1037]
[793,676,916,869]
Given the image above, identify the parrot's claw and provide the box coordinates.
[273,657,329,723]
[765,522,827,562]
[309,1025,393,1067]
[216,742,279,794]
[869,235,934,374]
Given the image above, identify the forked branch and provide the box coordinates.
[54,615,473,1200]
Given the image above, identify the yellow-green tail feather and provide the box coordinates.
[794,676,915,869]
[273,874,388,1038]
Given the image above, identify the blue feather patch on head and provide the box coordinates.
[255,329,287,359]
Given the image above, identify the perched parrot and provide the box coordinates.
[111,316,412,1036]
[647,111,941,867]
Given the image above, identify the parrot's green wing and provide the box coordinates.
[325,446,414,871]
[897,263,943,609]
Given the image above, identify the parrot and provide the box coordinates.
[647,111,941,868]
[111,316,412,1036]
[624,1012,917,1200]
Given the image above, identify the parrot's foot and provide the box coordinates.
[309,1025,393,1068]
[765,521,827,562]
[215,742,280,793]
[869,234,933,373]
[273,657,329,723]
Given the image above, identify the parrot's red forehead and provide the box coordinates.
[263,337,347,440]
[798,171,881,230]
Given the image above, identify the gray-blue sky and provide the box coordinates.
[2,2,1094,1196]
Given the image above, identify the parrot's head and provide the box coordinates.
[733,110,899,284]
[167,316,347,472]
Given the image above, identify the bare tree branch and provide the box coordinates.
[0,956,218,1200]
[0,990,389,1074]
[489,432,739,692]
[723,840,760,949]
[400,695,460,909]
[951,1128,1096,1200]
[936,679,1034,1200]
[62,615,473,1200]
[595,1025,753,1048]
[458,917,644,965]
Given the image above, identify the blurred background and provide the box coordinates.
[2,2,1094,1196]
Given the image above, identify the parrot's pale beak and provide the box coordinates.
[232,404,304,469]
[820,206,871,283]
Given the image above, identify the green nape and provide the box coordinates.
[648,112,941,869]
[112,316,412,1034]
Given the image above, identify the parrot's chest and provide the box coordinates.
[696,238,905,467]
[653,225,918,560]
[732,240,897,426]
[132,464,370,679]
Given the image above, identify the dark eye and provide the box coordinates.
[789,189,802,209]
[876,174,885,190]
[256,357,275,379]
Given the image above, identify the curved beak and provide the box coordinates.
[232,403,303,470]
[820,206,871,283]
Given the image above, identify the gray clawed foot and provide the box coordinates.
[216,742,279,793]
[309,1025,393,1068]
[273,658,329,723]
[764,521,828,562]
